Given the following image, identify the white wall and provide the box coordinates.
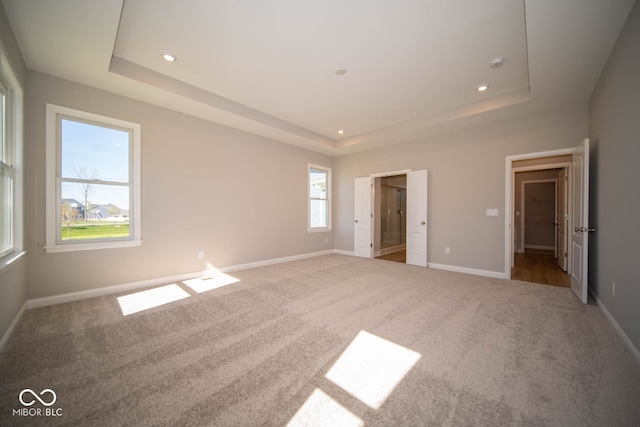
[588,0,640,353]
[24,71,334,299]
[335,105,588,274]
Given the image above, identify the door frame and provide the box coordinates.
[355,170,411,260]
[505,149,574,276]
[370,170,411,261]
[375,178,408,257]
[355,169,418,262]
[556,167,569,271]
[519,179,558,254]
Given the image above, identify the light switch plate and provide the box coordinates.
[486,209,499,217]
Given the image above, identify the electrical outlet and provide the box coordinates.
[612,282,616,296]
[445,247,450,254]
[198,251,204,259]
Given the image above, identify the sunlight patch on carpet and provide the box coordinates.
[326,330,421,409]
[287,388,363,427]
[182,273,240,294]
[117,284,190,315]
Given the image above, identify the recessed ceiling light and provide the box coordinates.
[162,53,177,62]
[338,129,344,135]
[335,68,347,76]
[477,84,489,92]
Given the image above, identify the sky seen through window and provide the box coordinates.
[61,119,130,210]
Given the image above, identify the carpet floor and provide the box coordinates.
[1,254,639,426]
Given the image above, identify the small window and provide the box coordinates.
[308,164,331,231]
[45,105,141,253]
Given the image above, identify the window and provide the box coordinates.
[45,105,141,252]
[0,79,13,257]
[0,53,24,271]
[308,164,331,231]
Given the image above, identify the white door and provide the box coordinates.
[354,177,373,258]
[557,167,568,271]
[571,139,590,304]
[406,170,428,267]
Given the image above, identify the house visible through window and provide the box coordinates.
[309,164,331,231]
[45,105,141,252]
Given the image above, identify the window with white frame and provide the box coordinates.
[0,54,24,269]
[45,104,141,253]
[0,78,13,257]
[308,164,331,231]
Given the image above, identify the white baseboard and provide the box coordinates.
[26,250,336,309]
[428,263,508,279]
[524,245,555,251]
[221,250,334,273]
[0,301,27,354]
[332,253,508,279]
[27,270,210,309]
[589,289,640,369]
[334,249,354,256]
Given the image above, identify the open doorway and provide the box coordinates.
[510,156,571,287]
[505,140,591,303]
[374,175,407,263]
[354,169,428,267]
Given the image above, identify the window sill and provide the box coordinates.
[308,228,332,233]
[44,240,142,253]
[0,251,27,275]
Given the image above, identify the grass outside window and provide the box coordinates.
[61,222,130,240]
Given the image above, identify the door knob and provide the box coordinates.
[355,219,358,223]
[574,226,583,232]
[588,227,596,232]
[421,221,426,225]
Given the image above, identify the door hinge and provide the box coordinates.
[371,243,373,248]
[565,252,568,257]
[371,213,373,218]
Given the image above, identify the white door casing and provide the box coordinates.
[354,177,373,258]
[557,167,568,271]
[571,139,590,304]
[506,150,575,278]
[406,170,428,267]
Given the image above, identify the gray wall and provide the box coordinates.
[25,71,334,299]
[335,105,588,273]
[588,1,640,352]
[0,2,27,346]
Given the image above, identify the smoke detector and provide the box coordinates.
[490,57,505,69]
